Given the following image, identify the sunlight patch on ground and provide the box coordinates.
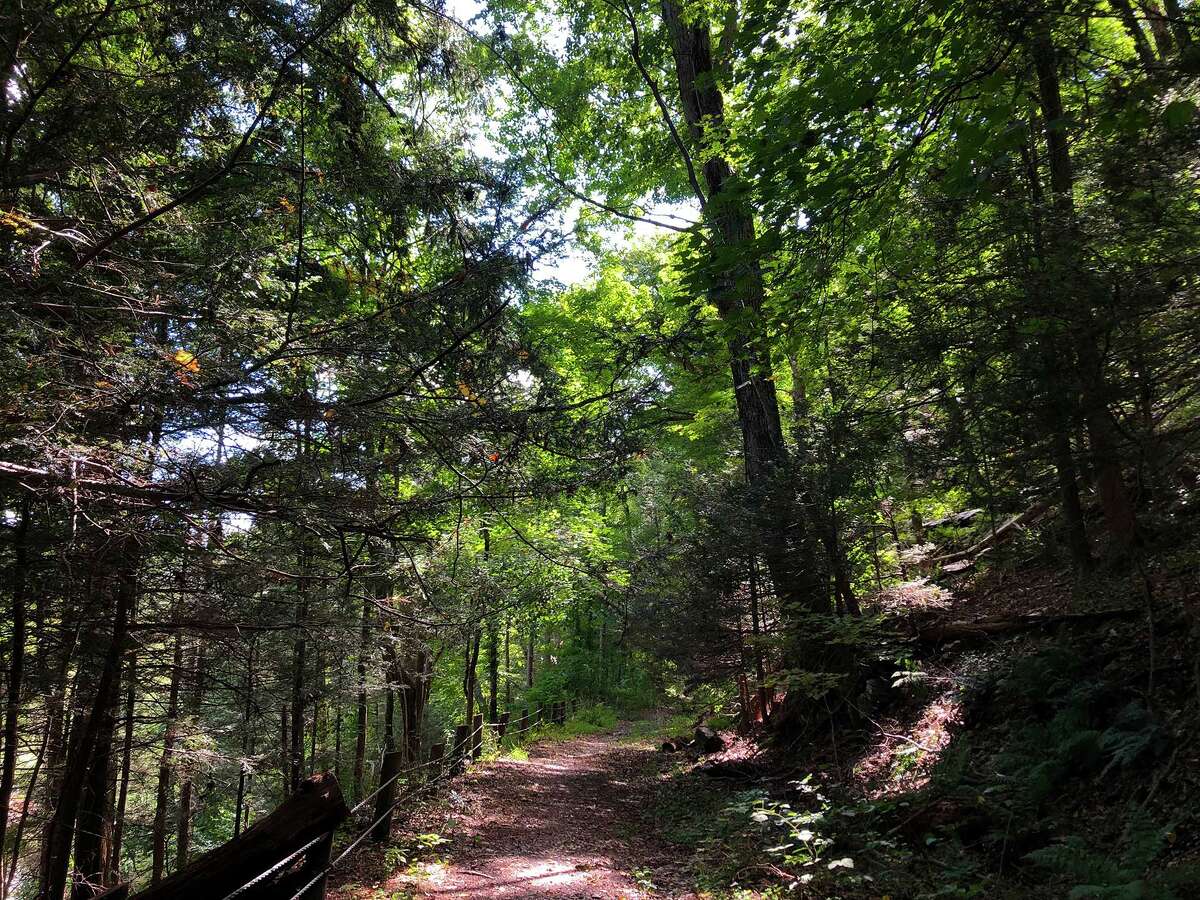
[874,578,953,612]
[853,691,964,799]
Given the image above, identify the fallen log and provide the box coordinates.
[128,772,347,900]
[926,508,984,529]
[660,735,691,753]
[931,501,1052,567]
[914,608,1139,644]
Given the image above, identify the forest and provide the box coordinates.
[2,0,1200,896]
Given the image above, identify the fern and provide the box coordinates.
[1027,809,1194,900]
[1100,701,1164,776]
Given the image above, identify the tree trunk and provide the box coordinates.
[290,552,309,794]
[150,632,183,884]
[353,595,370,802]
[1162,0,1192,47]
[525,621,535,689]
[504,619,512,710]
[71,639,122,899]
[464,629,480,733]
[108,638,136,883]
[233,642,255,838]
[398,651,429,765]
[660,0,823,616]
[38,543,136,900]
[1030,22,1137,551]
[487,621,499,723]
[176,640,204,870]
[1140,0,1177,56]
[0,499,30,900]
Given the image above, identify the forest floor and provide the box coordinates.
[329,725,702,899]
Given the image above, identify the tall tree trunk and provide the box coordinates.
[108,636,136,883]
[71,666,118,899]
[463,628,480,736]
[150,632,183,885]
[353,595,370,802]
[38,542,135,900]
[1162,0,1192,47]
[1030,23,1138,551]
[233,642,255,837]
[1021,132,1093,569]
[290,553,309,794]
[1140,0,1177,56]
[525,622,535,690]
[487,622,498,723]
[660,0,823,616]
[503,619,512,709]
[279,705,289,797]
[1112,0,1160,66]
[398,651,429,764]
[0,498,30,900]
[176,640,205,870]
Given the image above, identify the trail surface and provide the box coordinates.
[359,729,691,899]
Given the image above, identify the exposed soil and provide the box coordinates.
[337,729,696,899]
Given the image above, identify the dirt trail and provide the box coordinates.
[373,729,690,899]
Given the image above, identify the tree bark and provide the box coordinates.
[1030,22,1137,551]
[487,621,499,723]
[289,554,309,794]
[0,499,30,900]
[525,621,535,689]
[150,632,183,884]
[38,542,136,900]
[660,0,824,615]
[353,594,370,802]
[108,638,136,882]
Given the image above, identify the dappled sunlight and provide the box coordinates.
[851,691,964,800]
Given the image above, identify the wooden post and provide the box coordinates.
[370,750,403,842]
[471,713,484,759]
[452,725,470,775]
[428,742,445,775]
[292,829,334,900]
[520,706,530,734]
[497,712,509,740]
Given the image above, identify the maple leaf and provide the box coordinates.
[170,349,200,373]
